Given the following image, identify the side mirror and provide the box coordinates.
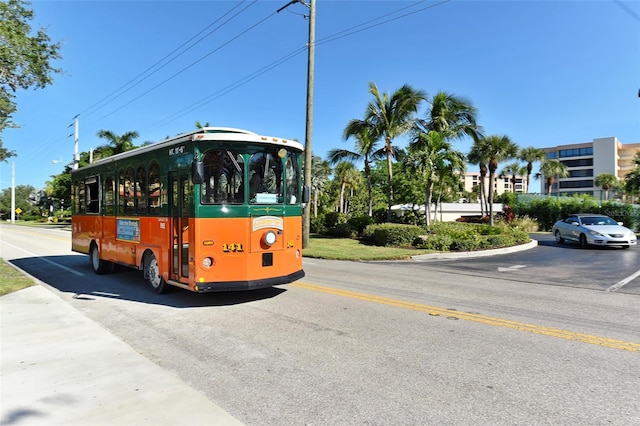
[302,185,310,204]
[192,159,205,184]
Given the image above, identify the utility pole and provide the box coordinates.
[277,0,315,249]
[10,162,15,223]
[69,115,79,169]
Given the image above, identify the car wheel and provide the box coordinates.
[146,253,168,294]
[90,243,112,275]
[554,230,564,244]
[579,234,588,249]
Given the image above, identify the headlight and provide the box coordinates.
[263,231,277,246]
[589,230,604,237]
[202,257,214,268]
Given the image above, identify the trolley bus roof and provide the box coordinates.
[76,127,304,170]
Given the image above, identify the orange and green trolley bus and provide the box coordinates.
[71,127,307,293]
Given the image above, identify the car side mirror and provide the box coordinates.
[192,159,205,184]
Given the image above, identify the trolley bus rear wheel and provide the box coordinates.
[146,253,168,294]
[90,243,111,275]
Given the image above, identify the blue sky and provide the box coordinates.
[2,0,639,192]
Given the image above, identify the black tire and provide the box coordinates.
[146,253,168,294]
[90,243,111,275]
[579,234,589,249]
[554,230,564,244]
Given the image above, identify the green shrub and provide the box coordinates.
[324,212,348,228]
[485,234,516,248]
[362,223,424,247]
[511,215,539,232]
[310,216,327,234]
[327,223,356,238]
[414,234,453,251]
[347,215,375,235]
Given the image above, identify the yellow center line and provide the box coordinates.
[2,227,70,242]
[292,281,640,353]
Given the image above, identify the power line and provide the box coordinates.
[145,0,452,130]
[79,0,257,120]
[97,7,279,122]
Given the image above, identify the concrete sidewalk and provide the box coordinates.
[1,285,243,426]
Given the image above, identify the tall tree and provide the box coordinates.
[0,0,62,158]
[518,146,545,193]
[500,161,526,193]
[364,81,426,221]
[467,137,491,216]
[310,155,331,219]
[329,118,382,217]
[416,91,483,142]
[332,161,360,214]
[481,135,519,225]
[538,159,569,196]
[595,173,618,201]
[406,131,465,226]
[95,130,140,157]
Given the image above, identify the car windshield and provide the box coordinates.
[581,216,617,226]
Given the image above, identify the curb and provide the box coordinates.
[411,239,538,261]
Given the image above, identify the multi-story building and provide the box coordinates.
[541,137,640,197]
[462,171,527,197]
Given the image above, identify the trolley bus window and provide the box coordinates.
[136,165,147,214]
[104,176,115,215]
[84,176,100,214]
[201,149,244,205]
[249,151,283,204]
[148,161,161,215]
[285,152,300,204]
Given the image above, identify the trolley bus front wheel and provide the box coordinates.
[90,243,112,275]
[145,252,168,294]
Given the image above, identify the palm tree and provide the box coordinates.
[467,137,491,216]
[416,91,483,142]
[364,81,426,221]
[310,155,331,219]
[624,169,640,203]
[406,130,465,226]
[95,130,139,156]
[329,118,382,217]
[595,173,618,201]
[539,159,569,196]
[500,161,526,193]
[332,161,360,214]
[519,146,545,193]
[480,135,519,225]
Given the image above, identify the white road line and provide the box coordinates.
[1,241,84,276]
[607,269,640,292]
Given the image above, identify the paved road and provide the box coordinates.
[2,224,639,425]
[401,233,640,294]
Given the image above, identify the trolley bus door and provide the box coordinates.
[170,173,190,281]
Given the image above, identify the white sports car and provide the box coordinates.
[552,214,637,249]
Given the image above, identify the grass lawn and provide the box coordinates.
[304,235,434,261]
[0,259,37,296]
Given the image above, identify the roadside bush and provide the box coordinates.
[324,212,348,228]
[347,215,374,235]
[511,215,539,232]
[485,234,516,248]
[327,223,357,238]
[414,234,453,251]
[310,216,327,234]
[412,221,530,251]
[362,223,424,247]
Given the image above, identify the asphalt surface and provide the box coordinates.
[0,285,243,426]
[0,240,538,426]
